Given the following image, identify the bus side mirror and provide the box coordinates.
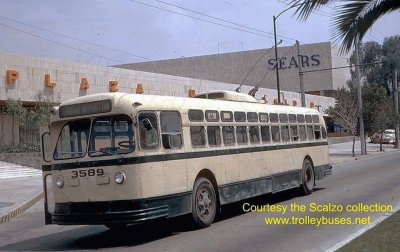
[41,132,51,162]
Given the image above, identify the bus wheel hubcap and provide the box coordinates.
[197,187,212,218]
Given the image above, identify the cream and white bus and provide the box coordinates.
[41,90,331,228]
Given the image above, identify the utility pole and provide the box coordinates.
[355,40,366,155]
[394,68,399,149]
[296,40,306,107]
[273,15,281,104]
[272,4,301,104]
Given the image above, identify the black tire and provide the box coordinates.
[300,159,315,195]
[192,177,217,228]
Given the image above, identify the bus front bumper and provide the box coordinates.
[50,193,192,225]
[52,202,168,225]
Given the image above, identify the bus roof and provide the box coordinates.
[53,92,321,122]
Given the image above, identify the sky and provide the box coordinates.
[0,0,399,66]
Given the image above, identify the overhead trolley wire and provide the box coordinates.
[0,15,151,61]
[130,0,277,40]
[153,0,349,61]
[0,21,125,64]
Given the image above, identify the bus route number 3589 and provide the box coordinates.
[71,169,105,178]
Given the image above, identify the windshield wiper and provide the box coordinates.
[89,149,115,156]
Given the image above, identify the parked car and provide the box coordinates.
[370,129,395,144]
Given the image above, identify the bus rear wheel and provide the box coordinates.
[300,158,315,195]
[192,177,217,228]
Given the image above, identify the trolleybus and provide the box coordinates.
[41,90,331,228]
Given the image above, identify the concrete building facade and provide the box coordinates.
[115,42,350,96]
[0,52,335,146]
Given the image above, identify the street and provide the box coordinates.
[0,151,399,252]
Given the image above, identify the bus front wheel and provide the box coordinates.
[192,177,217,228]
[300,159,315,195]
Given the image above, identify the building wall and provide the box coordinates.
[0,114,19,145]
[115,42,348,93]
[0,52,335,145]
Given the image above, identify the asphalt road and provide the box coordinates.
[0,152,399,252]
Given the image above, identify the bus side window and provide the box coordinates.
[271,126,280,143]
[190,126,206,147]
[261,126,271,143]
[138,112,159,150]
[298,126,306,141]
[321,126,327,139]
[207,126,221,146]
[281,126,290,142]
[314,126,321,140]
[236,126,248,144]
[222,126,235,145]
[290,126,298,141]
[307,126,314,140]
[249,126,260,144]
[160,111,183,149]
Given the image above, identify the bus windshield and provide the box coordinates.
[54,115,135,160]
[88,115,134,157]
[54,119,91,160]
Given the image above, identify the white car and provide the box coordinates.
[371,129,395,144]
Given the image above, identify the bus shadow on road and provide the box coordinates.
[217,187,325,221]
[0,187,325,251]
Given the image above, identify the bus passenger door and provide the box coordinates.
[40,127,54,224]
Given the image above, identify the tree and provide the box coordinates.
[345,38,400,137]
[371,98,398,151]
[4,92,55,152]
[29,92,54,127]
[347,37,400,93]
[5,99,27,146]
[289,0,400,53]
[325,88,359,156]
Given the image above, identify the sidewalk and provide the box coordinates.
[0,141,399,224]
[0,162,42,223]
[329,140,399,164]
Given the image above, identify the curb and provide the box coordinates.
[0,191,43,224]
[327,203,400,252]
[331,149,400,165]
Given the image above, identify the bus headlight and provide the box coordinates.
[115,172,126,184]
[56,176,64,188]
